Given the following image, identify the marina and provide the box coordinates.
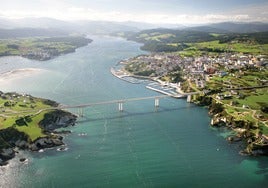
[111,67,186,97]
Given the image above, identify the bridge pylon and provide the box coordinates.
[154,97,159,107]
[118,102,124,112]
[78,108,84,117]
[187,95,191,102]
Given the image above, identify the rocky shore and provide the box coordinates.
[207,100,268,156]
[0,110,77,166]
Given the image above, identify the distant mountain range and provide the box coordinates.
[0,17,185,31]
[187,22,268,33]
[0,18,139,37]
[0,17,268,39]
[0,28,68,39]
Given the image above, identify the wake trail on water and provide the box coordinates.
[87,109,109,157]
[152,113,194,174]
[123,118,152,187]
[51,60,101,105]
[100,120,108,147]
[52,64,77,96]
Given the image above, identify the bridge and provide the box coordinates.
[57,91,203,116]
[2,92,203,117]
[59,95,168,116]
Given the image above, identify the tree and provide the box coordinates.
[15,117,27,126]
[210,102,224,114]
[261,106,268,113]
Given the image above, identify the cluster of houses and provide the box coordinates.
[21,48,54,61]
[122,53,267,89]
[21,46,75,61]
[0,91,33,110]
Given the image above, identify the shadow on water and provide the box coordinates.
[76,105,200,123]
[76,104,268,181]
[249,156,268,180]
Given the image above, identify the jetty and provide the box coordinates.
[110,67,140,84]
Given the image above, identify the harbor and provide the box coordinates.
[111,67,186,98]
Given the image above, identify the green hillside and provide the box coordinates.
[0,36,92,60]
[122,29,268,55]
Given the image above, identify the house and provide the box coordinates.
[242,105,250,109]
[217,71,228,77]
[230,90,238,95]
[216,94,224,100]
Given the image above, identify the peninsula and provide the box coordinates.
[0,91,77,166]
[114,52,268,156]
[112,26,268,156]
[0,36,92,61]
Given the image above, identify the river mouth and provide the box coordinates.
[0,35,267,187]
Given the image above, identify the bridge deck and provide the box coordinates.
[59,95,169,109]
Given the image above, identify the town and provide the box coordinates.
[120,53,267,89]
[115,52,268,155]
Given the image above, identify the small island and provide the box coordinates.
[0,91,77,166]
[0,36,92,61]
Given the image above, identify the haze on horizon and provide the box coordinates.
[0,0,268,25]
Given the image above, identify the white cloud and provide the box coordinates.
[0,2,267,24]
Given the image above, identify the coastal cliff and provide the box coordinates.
[0,92,77,166]
[0,110,76,165]
[206,99,268,156]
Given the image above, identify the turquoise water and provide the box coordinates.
[0,36,267,187]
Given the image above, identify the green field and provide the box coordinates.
[193,40,268,55]
[0,92,58,141]
[125,28,268,55]
[0,36,92,60]
[0,112,48,141]
[140,34,176,42]
[203,68,268,135]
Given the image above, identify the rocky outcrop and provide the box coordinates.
[0,127,29,149]
[39,110,77,132]
[29,136,64,151]
[0,148,15,161]
[250,144,268,156]
[207,99,268,156]
[244,135,268,156]
[227,136,242,142]
[210,113,228,127]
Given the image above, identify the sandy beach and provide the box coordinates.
[0,68,45,83]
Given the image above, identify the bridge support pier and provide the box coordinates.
[187,95,191,102]
[155,98,159,107]
[78,108,84,117]
[118,102,124,112]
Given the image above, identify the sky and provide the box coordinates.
[0,0,268,24]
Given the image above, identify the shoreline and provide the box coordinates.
[0,68,46,84]
[111,62,268,156]
[0,36,92,61]
[110,66,186,97]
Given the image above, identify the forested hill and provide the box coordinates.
[120,28,268,55]
[187,22,268,33]
[0,28,68,39]
[126,29,216,43]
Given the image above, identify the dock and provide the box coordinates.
[110,67,140,84]
[146,86,185,98]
